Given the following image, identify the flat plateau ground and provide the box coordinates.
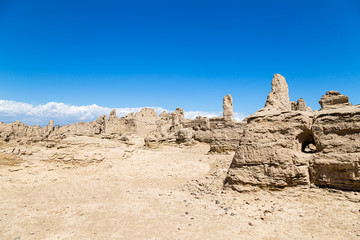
[1,136,359,239]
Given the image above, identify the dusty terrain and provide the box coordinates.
[1,136,359,240]
[1,74,360,239]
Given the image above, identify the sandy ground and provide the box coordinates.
[0,136,359,240]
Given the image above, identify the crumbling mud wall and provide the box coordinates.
[226,74,360,192]
[1,73,358,192]
[144,95,244,153]
[311,105,360,191]
[0,108,157,143]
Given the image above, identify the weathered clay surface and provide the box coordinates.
[310,106,360,191]
[144,95,243,153]
[1,74,359,193]
[223,94,233,121]
[2,139,358,239]
[319,90,351,110]
[134,108,158,138]
[209,122,243,153]
[0,95,243,153]
[261,74,291,112]
[226,111,313,191]
[226,77,360,192]
[291,98,312,112]
[1,74,360,239]
[0,108,156,143]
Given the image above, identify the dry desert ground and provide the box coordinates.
[1,136,359,240]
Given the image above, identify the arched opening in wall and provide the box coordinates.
[297,131,317,154]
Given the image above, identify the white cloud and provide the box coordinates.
[0,99,245,126]
[233,112,246,121]
[184,111,221,119]
[184,111,245,121]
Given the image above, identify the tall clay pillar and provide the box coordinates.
[223,94,233,121]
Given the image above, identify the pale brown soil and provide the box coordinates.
[0,153,23,167]
[0,137,359,239]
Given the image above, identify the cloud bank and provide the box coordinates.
[0,100,245,126]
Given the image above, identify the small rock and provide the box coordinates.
[264,209,273,214]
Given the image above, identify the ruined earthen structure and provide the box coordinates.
[1,74,359,193]
[223,94,233,121]
[226,74,360,192]
[145,94,243,152]
[262,74,291,112]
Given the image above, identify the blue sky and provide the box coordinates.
[0,0,359,124]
